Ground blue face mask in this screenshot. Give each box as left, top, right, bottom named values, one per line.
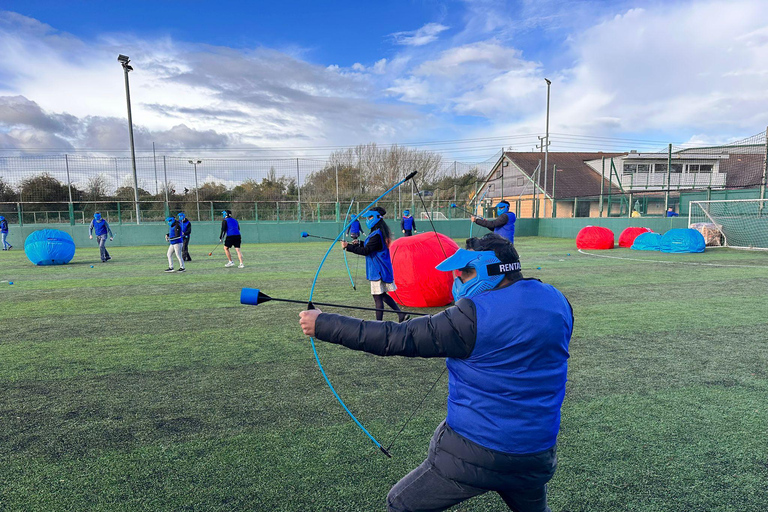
left=403, top=211, right=410, bottom=217
left=365, top=212, right=381, bottom=229
left=166, top=217, right=175, bottom=226
left=178, top=214, right=185, bottom=220
left=94, top=213, right=102, bottom=221
left=496, top=203, right=509, bottom=215
left=222, top=211, right=228, bottom=218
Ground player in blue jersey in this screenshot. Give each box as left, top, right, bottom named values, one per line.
left=347, top=214, right=364, bottom=242
left=300, top=233, right=573, bottom=511
left=341, top=206, right=407, bottom=322
left=178, top=212, right=192, bottom=261
left=164, top=216, right=185, bottom=272
left=88, top=212, right=114, bottom=262
left=472, top=200, right=516, bottom=243
left=0, top=215, right=11, bottom=250
left=219, top=210, right=244, bottom=268
left=400, top=209, right=417, bottom=236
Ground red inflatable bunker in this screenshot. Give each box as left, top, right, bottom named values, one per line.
left=390, top=232, right=459, bottom=307
left=576, top=226, right=615, bottom=250
left=618, top=227, right=653, bottom=248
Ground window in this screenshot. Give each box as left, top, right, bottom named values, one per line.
left=623, top=163, right=637, bottom=174
left=636, top=164, right=650, bottom=173
left=688, top=164, right=713, bottom=173
left=517, top=177, right=526, bottom=186
left=655, top=163, right=683, bottom=173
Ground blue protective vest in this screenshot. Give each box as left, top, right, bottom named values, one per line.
left=181, top=219, right=192, bottom=236
left=446, top=279, right=573, bottom=454
left=0, top=220, right=7, bottom=233
left=402, top=216, right=415, bottom=230
left=494, top=212, right=516, bottom=243
left=224, top=217, right=240, bottom=236
left=348, top=219, right=361, bottom=235
left=92, top=218, right=109, bottom=237
left=169, top=222, right=183, bottom=245
left=364, top=229, right=394, bottom=283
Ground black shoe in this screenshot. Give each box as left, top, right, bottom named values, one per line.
left=177, top=267, right=186, bottom=272
left=106, top=256, right=111, bottom=261
left=164, top=268, right=175, bottom=272
left=7, top=245, right=11, bottom=250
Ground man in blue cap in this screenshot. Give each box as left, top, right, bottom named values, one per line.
left=178, top=212, right=192, bottom=261
left=472, top=200, right=516, bottom=243
left=300, top=233, right=573, bottom=512
left=88, top=212, right=114, bottom=262
left=0, top=215, right=11, bottom=250
left=400, top=209, right=417, bottom=237
left=164, top=216, right=185, bottom=272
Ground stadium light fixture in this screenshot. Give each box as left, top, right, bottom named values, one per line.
left=118, top=54, right=140, bottom=224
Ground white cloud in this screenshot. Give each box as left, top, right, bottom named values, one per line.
left=391, top=23, right=449, bottom=46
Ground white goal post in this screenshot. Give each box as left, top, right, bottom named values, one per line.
left=419, top=211, right=448, bottom=221
left=688, top=199, right=768, bottom=250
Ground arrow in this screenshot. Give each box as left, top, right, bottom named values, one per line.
left=300, top=232, right=337, bottom=242
left=240, top=288, right=428, bottom=317
left=450, top=203, right=483, bottom=218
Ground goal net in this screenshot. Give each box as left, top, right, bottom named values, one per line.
left=688, top=199, right=768, bottom=250
left=420, top=211, right=448, bottom=221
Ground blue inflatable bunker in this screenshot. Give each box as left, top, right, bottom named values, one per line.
left=631, top=232, right=662, bottom=251
left=659, top=228, right=705, bottom=254
left=24, top=229, right=76, bottom=265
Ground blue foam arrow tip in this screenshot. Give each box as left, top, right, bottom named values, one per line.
left=300, top=232, right=309, bottom=237
left=240, top=288, right=260, bottom=305
left=450, top=203, right=457, bottom=208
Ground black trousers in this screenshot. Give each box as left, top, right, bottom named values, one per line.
left=387, top=421, right=556, bottom=512
left=182, top=237, right=191, bottom=261
left=403, top=229, right=413, bottom=236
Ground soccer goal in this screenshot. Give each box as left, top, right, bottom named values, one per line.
left=420, top=211, right=448, bottom=221
left=688, top=199, right=768, bottom=250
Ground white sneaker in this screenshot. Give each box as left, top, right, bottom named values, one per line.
left=238, top=263, right=244, bottom=268
left=225, top=261, right=235, bottom=267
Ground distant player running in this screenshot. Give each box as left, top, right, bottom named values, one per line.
left=220, top=210, right=244, bottom=268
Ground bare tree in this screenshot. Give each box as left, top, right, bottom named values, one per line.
left=85, top=174, right=110, bottom=200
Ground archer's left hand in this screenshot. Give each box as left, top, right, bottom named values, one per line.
left=341, top=241, right=348, bottom=249
left=299, top=309, right=322, bottom=337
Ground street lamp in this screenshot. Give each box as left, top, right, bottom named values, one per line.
left=118, top=54, right=141, bottom=224
left=543, top=78, right=552, bottom=218
left=188, top=159, right=202, bottom=221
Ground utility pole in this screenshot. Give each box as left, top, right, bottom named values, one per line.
left=543, top=78, right=552, bottom=219
left=118, top=54, right=141, bottom=224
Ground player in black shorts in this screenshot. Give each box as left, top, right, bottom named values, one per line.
left=219, top=210, right=244, bottom=268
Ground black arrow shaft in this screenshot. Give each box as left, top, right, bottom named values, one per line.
left=269, top=297, right=429, bottom=316
left=454, top=204, right=483, bottom=217
left=303, top=234, right=337, bottom=242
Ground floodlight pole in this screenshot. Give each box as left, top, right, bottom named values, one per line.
left=119, top=55, right=141, bottom=225
left=189, top=160, right=202, bottom=221
left=543, top=78, right=551, bottom=219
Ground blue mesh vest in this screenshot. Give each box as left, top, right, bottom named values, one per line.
left=446, top=279, right=572, bottom=454
left=364, top=229, right=394, bottom=283
left=402, top=216, right=415, bottom=230
left=224, top=217, right=240, bottom=236
left=168, top=222, right=183, bottom=244
left=92, top=218, right=109, bottom=236
left=494, top=212, right=516, bottom=243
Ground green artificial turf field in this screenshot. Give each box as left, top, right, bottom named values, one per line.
left=1, top=237, right=767, bottom=511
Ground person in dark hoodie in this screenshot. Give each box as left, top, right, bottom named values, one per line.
left=341, top=206, right=407, bottom=322
left=472, top=200, right=516, bottom=243
left=88, top=212, right=114, bottom=262
left=0, top=215, right=11, bottom=250
left=300, top=233, right=573, bottom=512
left=178, top=212, right=192, bottom=261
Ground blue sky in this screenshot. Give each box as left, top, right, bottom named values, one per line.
left=1, top=0, right=767, bottom=160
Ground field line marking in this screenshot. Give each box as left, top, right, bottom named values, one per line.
left=577, top=249, right=768, bottom=269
